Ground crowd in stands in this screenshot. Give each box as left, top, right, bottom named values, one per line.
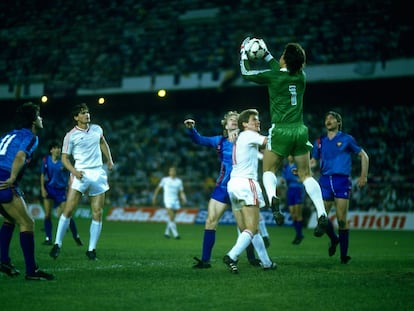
left=1, top=1, right=412, bottom=213
left=6, top=100, right=412, bottom=213
left=1, top=0, right=412, bottom=90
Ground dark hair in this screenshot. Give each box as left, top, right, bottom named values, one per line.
left=48, top=141, right=60, bottom=151
left=71, top=103, right=89, bottom=121
left=325, top=111, right=342, bottom=130
left=15, top=102, right=40, bottom=129
left=283, top=43, right=306, bottom=74
left=238, top=108, right=259, bottom=131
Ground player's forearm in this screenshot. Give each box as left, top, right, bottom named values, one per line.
left=61, top=154, right=77, bottom=175
left=9, top=151, right=26, bottom=181
left=100, top=138, right=114, bottom=165
left=360, top=150, right=369, bottom=178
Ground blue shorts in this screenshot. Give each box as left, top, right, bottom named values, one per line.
left=0, top=169, right=24, bottom=204
left=286, top=186, right=305, bottom=206
left=45, top=184, right=66, bottom=207
left=211, top=185, right=230, bottom=205
left=319, top=175, right=351, bottom=201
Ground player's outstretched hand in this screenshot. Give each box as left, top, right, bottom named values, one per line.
left=258, top=39, right=269, bottom=55
left=240, top=37, right=250, bottom=54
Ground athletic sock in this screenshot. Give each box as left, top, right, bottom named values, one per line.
left=20, top=231, right=36, bottom=274
left=55, top=214, right=71, bottom=247
left=303, top=177, right=326, bottom=218
left=228, top=230, right=253, bottom=260
left=326, top=219, right=338, bottom=241
left=339, top=229, right=349, bottom=258
left=69, top=218, right=79, bottom=238
left=262, top=171, right=278, bottom=204
left=170, top=222, right=179, bottom=237
left=258, top=218, right=269, bottom=238
left=201, top=229, right=215, bottom=262
left=252, top=234, right=271, bottom=266
left=89, top=220, right=102, bottom=251
left=0, top=223, right=15, bottom=263
left=245, top=243, right=256, bottom=261
left=44, top=218, right=52, bottom=241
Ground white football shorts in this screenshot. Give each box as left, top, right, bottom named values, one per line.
left=70, top=167, right=109, bottom=196
left=227, top=177, right=265, bottom=211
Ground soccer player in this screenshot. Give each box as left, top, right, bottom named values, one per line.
left=311, top=111, right=369, bottom=264
left=40, top=141, right=82, bottom=246
left=184, top=112, right=267, bottom=269
left=0, top=102, right=54, bottom=280
left=223, top=109, right=276, bottom=274
left=240, top=38, right=328, bottom=237
left=282, top=155, right=305, bottom=244
left=50, top=103, right=114, bottom=261
left=152, top=166, right=187, bottom=239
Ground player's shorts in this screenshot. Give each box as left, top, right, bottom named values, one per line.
left=45, top=184, right=66, bottom=207
left=0, top=169, right=24, bottom=204
left=319, top=174, right=351, bottom=200
left=286, top=186, right=305, bottom=206
left=227, top=177, right=265, bottom=211
left=70, top=167, right=109, bottom=196
left=164, top=200, right=181, bottom=210
left=211, top=184, right=230, bottom=205
left=267, top=123, right=313, bottom=157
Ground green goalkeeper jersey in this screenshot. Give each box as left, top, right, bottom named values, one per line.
left=240, top=58, right=306, bottom=126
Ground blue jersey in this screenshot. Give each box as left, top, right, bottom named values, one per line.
left=282, top=162, right=303, bottom=188
left=0, top=128, right=38, bottom=181
left=41, top=155, right=69, bottom=189
left=187, top=128, right=233, bottom=188
left=311, top=131, right=362, bottom=176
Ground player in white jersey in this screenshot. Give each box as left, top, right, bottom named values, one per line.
left=152, top=166, right=187, bottom=239
left=50, top=103, right=114, bottom=261
left=223, top=109, right=276, bottom=274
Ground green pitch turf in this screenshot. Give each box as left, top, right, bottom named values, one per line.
left=1, top=218, right=413, bottom=311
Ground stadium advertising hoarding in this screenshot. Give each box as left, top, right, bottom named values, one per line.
left=23, top=204, right=414, bottom=231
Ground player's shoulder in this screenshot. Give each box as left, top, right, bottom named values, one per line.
left=90, top=124, right=104, bottom=134
left=90, top=123, right=102, bottom=129
left=65, top=126, right=78, bottom=136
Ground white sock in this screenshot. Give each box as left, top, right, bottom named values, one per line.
left=89, top=220, right=102, bottom=251
left=303, top=177, right=327, bottom=218
left=55, top=215, right=70, bottom=247
left=228, top=230, right=253, bottom=260
left=170, top=222, right=179, bottom=237
left=252, top=234, right=271, bottom=267
left=263, top=171, right=278, bottom=203
left=165, top=222, right=170, bottom=235
left=258, top=218, right=269, bottom=238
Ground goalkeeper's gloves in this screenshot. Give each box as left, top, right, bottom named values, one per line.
left=240, top=36, right=250, bottom=60
left=258, top=38, right=274, bottom=62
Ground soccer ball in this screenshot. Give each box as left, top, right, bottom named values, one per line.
left=245, top=38, right=266, bottom=61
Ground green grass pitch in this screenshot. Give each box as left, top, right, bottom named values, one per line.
left=1, top=218, right=413, bottom=311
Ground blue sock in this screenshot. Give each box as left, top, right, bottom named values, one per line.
left=339, top=229, right=349, bottom=258
left=20, top=231, right=36, bottom=274
left=201, top=229, right=215, bottom=262
left=44, top=218, right=52, bottom=240
left=70, top=218, right=79, bottom=238
left=326, top=220, right=338, bottom=242
left=0, top=223, right=15, bottom=263
left=296, top=220, right=303, bottom=237
left=246, top=243, right=256, bottom=261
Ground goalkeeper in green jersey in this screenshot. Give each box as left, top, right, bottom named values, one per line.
left=240, top=38, right=328, bottom=237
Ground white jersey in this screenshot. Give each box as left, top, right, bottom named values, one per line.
left=62, top=124, right=103, bottom=169
left=231, top=130, right=266, bottom=181
left=159, top=176, right=184, bottom=208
